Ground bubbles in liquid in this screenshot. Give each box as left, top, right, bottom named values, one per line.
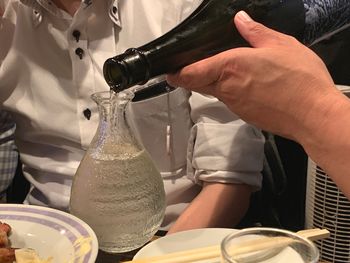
left=70, top=143, right=165, bottom=253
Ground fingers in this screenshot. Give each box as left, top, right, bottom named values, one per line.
left=168, top=10, right=298, bottom=92
left=167, top=53, right=226, bottom=94
left=234, top=11, right=293, bottom=48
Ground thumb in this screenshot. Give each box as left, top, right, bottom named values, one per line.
left=234, top=11, right=290, bottom=48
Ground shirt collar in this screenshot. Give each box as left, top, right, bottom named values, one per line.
left=20, top=0, right=44, bottom=27
left=20, top=0, right=42, bottom=13
left=20, top=0, right=69, bottom=20
left=20, top=0, right=122, bottom=27
left=108, top=0, right=121, bottom=28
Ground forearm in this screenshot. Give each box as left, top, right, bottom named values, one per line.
left=167, top=182, right=251, bottom=235
left=296, top=89, right=350, bottom=198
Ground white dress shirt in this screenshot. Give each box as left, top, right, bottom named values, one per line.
left=0, top=0, right=265, bottom=229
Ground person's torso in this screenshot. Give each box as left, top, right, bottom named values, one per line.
left=0, top=0, right=203, bottom=226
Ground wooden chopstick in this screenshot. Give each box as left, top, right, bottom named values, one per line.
left=124, top=228, right=329, bottom=263
left=296, top=228, right=330, bottom=241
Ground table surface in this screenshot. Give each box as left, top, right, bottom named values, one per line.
left=95, top=232, right=165, bottom=263
left=96, top=250, right=136, bottom=263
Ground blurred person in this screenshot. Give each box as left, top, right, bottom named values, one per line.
left=0, top=1, right=264, bottom=233
left=0, top=110, right=18, bottom=202
left=0, top=6, right=18, bottom=203
left=167, top=11, right=350, bottom=200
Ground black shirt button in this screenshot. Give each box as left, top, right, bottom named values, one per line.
left=72, top=30, right=81, bottom=42
left=83, top=108, right=91, bottom=120
left=75, top=48, right=84, bottom=59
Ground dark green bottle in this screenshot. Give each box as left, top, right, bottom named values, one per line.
left=103, top=0, right=350, bottom=92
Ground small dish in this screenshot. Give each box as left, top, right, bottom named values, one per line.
left=134, top=228, right=310, bottom=263
left=134, top=228, right=237, bottom=263
left=0, top=204, right=98, bottom=263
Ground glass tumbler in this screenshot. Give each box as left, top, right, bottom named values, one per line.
left=221, top=228, right=319, bottom=263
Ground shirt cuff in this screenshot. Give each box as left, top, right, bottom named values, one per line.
left=186, top=122, right=265, bottom=189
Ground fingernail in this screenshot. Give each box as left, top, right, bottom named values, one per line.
left=236, top=11, right=252, bottom=22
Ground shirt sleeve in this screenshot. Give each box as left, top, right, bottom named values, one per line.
left=0, top=0, right=18, bottom=63
left=178, top=0, right=203, bottom=21
left=0, top=1, right=5, bottom=15
left=304, top=0, right=350, bottom=44
left=0, top=0, right=11, bottom=17
left=186, top=92, right=265, bottom=190
left=0, top=110, right=18, bottom=198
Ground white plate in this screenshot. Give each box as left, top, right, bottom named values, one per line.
left=134, top=228, right=237, bottom=263
left=0, top=204, right=98, bottom=263
left=134, top=228, right=306, bottom=263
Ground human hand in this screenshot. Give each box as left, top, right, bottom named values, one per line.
left=167, top=11, right=338, bottom=140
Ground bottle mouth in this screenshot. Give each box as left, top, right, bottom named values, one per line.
left=103, top=49, right=150, bottom=92
left=103, top=58, right=129, bottom=92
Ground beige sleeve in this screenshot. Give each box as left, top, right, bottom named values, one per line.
left=0, top=4, right=3, bottom=16
left=0, top=0, right=9, bottom=16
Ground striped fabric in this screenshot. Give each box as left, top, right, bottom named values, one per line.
left=304, top=0, right=350, bottom=44
left=0, top=111, right=18, bottom=200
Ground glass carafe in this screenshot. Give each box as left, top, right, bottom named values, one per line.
left=70, top=90, right=166, bottom=253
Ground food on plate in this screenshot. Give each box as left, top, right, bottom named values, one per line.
left=0, top=222, right=11, bottom=247
left=0, top=247, right=16, bottom=263
left=0, top=221, right=52, bottom=263
left=0, top=222, right=14, bottom=263
left=15, top=248, right=52, bottom=263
